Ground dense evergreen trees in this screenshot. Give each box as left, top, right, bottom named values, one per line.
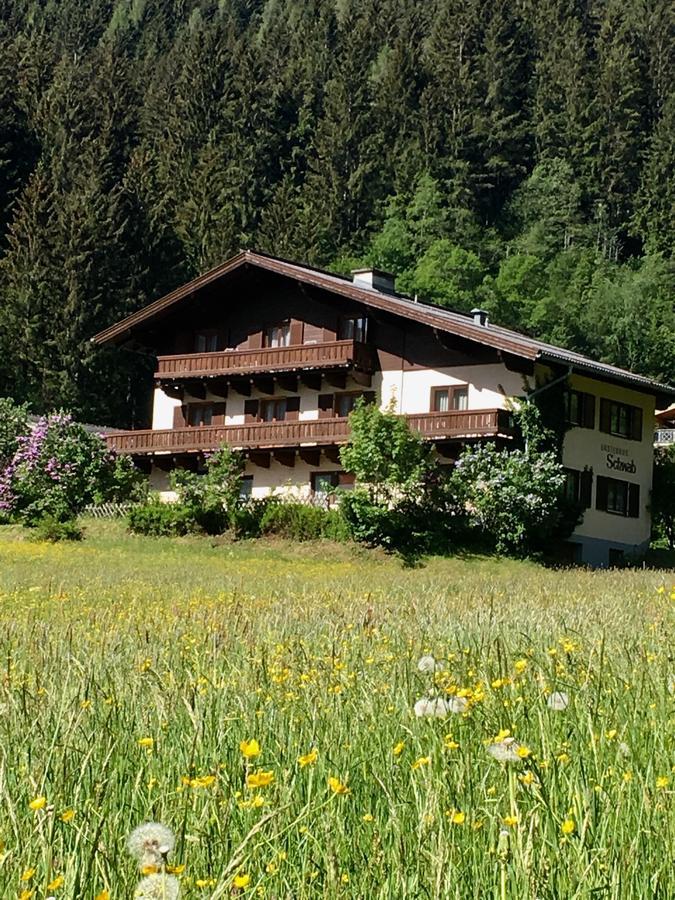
left=0, top=0, right=672, bottom=425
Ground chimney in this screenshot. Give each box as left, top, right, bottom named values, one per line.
left=352, top=268, right=396, bottom=294
left=471, top=308, right=489, bottom=327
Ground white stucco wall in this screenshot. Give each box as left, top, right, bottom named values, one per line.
left=152, top=388, right=181, bottom=429
left=376, top=364, right=526, bottom=414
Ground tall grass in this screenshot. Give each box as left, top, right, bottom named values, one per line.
left=0, top=523, right=672, bottom=898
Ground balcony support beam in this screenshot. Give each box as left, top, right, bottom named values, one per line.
left=300, top=372, right=322, bottom=391
left=276, top=374, right=298, bottom=393
left=209, top=377, right=229, bottom=399
left=273, top=450, right=296, bottom=468
left=248, top=450, right=271, bottom=468
left=184, top=379, right=206, bottom=400
left=323, top=446, right=341, bottom=464
left=299, top=448, right=321, bottom=467
left=324, top=371, right=346, bottom=389
left=253, top=376, right=275, bottom=395
left=351, top=370, right=372, bottom=387
left=230, top=378, right=252, bottom=397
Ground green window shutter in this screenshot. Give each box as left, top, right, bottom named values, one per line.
left=627, top=483, right=640, bottom=518
left=582, top=394, right=596, bottom=429
left=630, top=407, right=643, bottom=441
left=596, top=476, right=609, bottom=511
left=580, top=469, right=593, bottom=508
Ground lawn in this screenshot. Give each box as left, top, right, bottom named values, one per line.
left=0, top=521, right=673, bottom=899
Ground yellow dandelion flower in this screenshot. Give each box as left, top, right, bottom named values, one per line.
left=21, top=868, right=36, bottom=882
left=138, top=737, right=154, bottom=749
left=233, top=873, right=251, bottom=888
left=561, top=818, right=575, bottom=835
left=341, top=873, right=350, bottom=883
left=502, top=815, right=518, bottom=827
left=328, top=776, right=350, bottom=795
left=514, top=659, right=528, bottom=674
left=19, top=892, right=33, bottom=900
left=411, top=756, right=431, bottom=770
left=239, top=739, right=260, bottom=759
left=246, top=770, right=274, bottom=789
left=516, top=745, right=531, bottom=759
left=59, top=809, right=75, bottom=823
left=167, top=864, right=186, bottom=874
left=46, top=875, right=65, bottom=891
left=362, top=813, right=374, bottom=822
left=656, top=776, right=669, bottom=789
left=392, top=741, right=405, bottom=757
left=449, top=810, right=465, bottom=825
left=519, top=771, right=535, bottom=785
left=29, top=796, right=46, bottom=811
left=94, top=892, right=110, bottom=900
left=298, top=749, right=318, bottom=767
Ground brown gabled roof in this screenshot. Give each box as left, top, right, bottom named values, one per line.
left=92, top=249, right=675, bottom=403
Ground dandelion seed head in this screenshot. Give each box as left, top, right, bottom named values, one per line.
left=128, top=822, right=175, bottom=868
left=446, top=696, right=468, bottom=714
left=546, top=691, right=569, bottom=711
left=487, top=737, right=523, bottom=763
left=414, top=697, right=449, bottom=718
left=134, top=874, right=180, bottom=900
left=417, top=655, right=436, bottom=673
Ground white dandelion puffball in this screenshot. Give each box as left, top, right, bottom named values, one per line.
left=135, top=874, right=180, bottom=900
left=446, top=696, right=468, bottom=714
left=417, top=655, right=437, bottom=673
left=618, top=742, right=631, bottom=758
left=128, top=822, right=175, bottom=868
left=414, top=697, right=449, bottom=718
left=546, top=691, right=569, bottom=711
left=487, top=737, right=522, bottom=763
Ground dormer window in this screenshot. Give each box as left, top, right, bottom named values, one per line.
left=338, top=316, right=368, bottom=342
left=265, top=321, right=291, bottom=348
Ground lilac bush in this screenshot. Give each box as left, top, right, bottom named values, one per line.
left=0, top=412, right=135, bottom=524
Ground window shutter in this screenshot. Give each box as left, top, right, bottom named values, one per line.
left=248, top=330, right=263, bottom=350
left=627, top=483, right=640, bottom=518
left=580, top=469, right=593, bottom=508
left=244, top=399, right=259, bottom=422
left=596, top=476, right=609, bottom=511
left=290, top=319, right=304, bottom=344
left=318, top=394, right=334, bottom=418
left=286, top=396, right=301, bottom=421
left=173, top=404, right=186, bottom=428
left=583, top=394, right=596, bottom=429
left=631, top=407, right=643, bottom=441
left=599, top=399, right=611, bottom=434
left=212, top=402, right=227, bottom=426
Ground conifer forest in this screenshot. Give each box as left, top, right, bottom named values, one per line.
left=0, top=0, right=673, bottom=427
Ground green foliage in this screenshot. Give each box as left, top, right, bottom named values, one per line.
left=259, top=502, right=350, bottom=542
left=0, top=396, right=29, bottom=466
left=127, top=496, right=195, bottom=537
left=29, top=514, right=83, bottom=543
left=651, top=446, right=675, bottom=550
left=450, top=406, right=568, bottom=556
left=171, top=445, right=245, bottom=535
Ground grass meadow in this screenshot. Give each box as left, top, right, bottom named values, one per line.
left=0, top=521, right=673, bottom=899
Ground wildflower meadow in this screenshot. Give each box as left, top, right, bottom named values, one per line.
left=0, top=522, right=673, bottom=898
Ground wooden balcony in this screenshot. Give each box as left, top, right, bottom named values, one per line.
left=155, top=339, right=375, bottom=380
left=105, top=409, right=513, bottom=456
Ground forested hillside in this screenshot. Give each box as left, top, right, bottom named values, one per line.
left=0, top=0, right=673, bottom=426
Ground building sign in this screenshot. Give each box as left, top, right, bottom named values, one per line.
left=601, top=443, right=637, bottom=474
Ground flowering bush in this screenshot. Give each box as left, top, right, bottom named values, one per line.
left=0, top=412, right=134, bottom=525
left=451, top=442, right=566, bottom=555
left=0, top=397, right=29, bottom=467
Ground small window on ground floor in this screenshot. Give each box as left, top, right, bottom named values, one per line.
left=239, top=475, right=253, bottom=499
left=596, top=476, right=639, bottom=517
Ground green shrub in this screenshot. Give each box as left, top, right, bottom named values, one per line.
left=172, top=446, right=244, bottom=534
left=259, top=501, right=350, bottom=542
left=29, top=515, right=83, bottom=542
left=127, top=498, right=195, bottom=536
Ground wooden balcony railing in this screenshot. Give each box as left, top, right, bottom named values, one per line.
left=155, top=339, right=375, bottom=379
left=106, top=409, right=512, bottom=455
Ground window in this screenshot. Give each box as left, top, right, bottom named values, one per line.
left=312, top=472, right=340, bottom=494
left=564, top=390, right=595, bottom=428
left=194, top=332, right=218, bottom=353
left=563, top=467, right=592, bottom=508
left=338, top=316, right=368, bottom=342
left=239, top=476, right=253, bottom=499
left=596, top=476, right=640, bottom=517
left=188, top=404, right=213, bottom=426
left=265, top=321, right=291, bottom=348
left=431, top=385, right=469, bottom=413
left=334, top=392, right=374, bottom=417
left=260, top=398, right=287, bottom=422
left=599, top=399, right=642, bottom=441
